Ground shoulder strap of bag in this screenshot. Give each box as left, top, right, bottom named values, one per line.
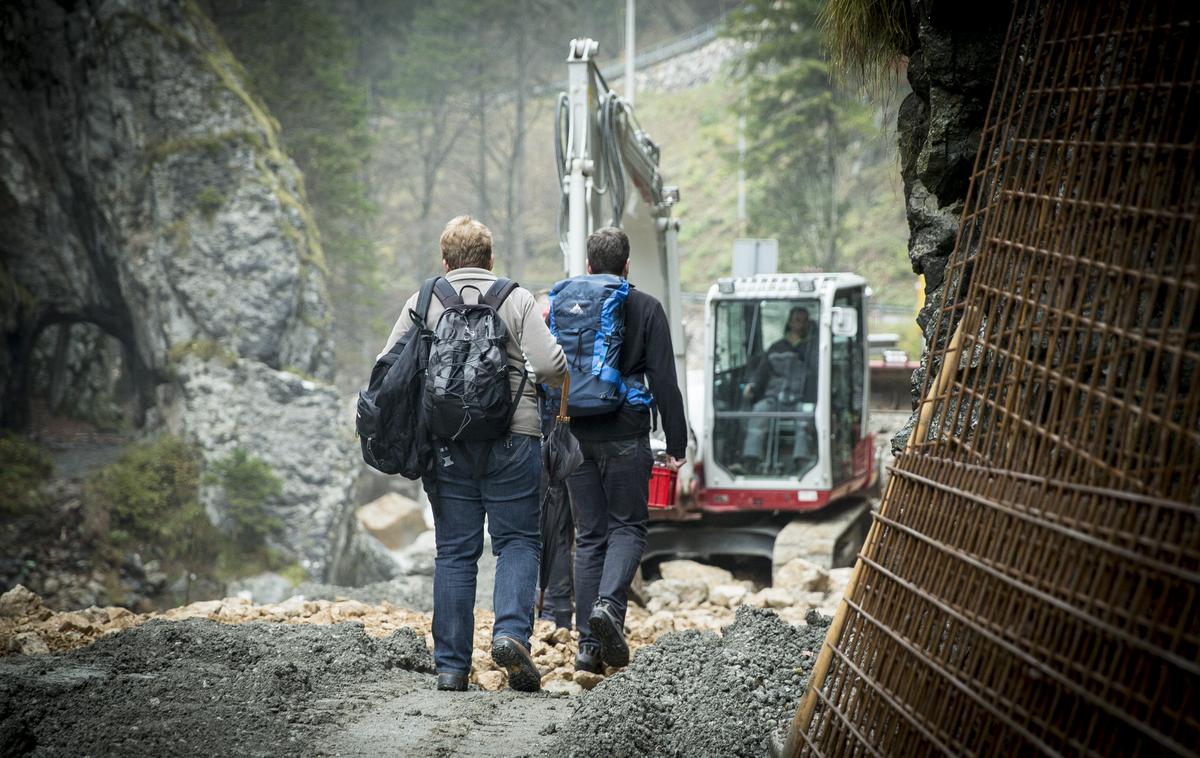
left=481, top=277, right=519, bottom=310
left=412, top=276, right=441, bottom=327
left=432, top=277, right=463, bottom=308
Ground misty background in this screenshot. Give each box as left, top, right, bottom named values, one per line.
left=198, top=0, right=913, bottom=387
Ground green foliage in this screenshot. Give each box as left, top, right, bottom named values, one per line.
left=724, top=0, right=910, bottom=297
left=196, top=185, right=226, bottom=220
left=84, top=437, right=219, bottom=568
left=276, top=562, right=309, bottom=586
left=205, top=448, right=283, bottom=554
left=0, top=433, right=52, bottom=516
left=167, top=339, right=237, bottom=368
left=820, top=0, right=916, bottom=93
left=145, top=130, right=261, bottom=165
left=630, top=82, right=743, bottom=291
left=84, top=439, right=290, bottom=582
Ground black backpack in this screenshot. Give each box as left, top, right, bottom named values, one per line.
left=423, top=277, right=527, bottom=443
left=356, top=277, right=439, bottom=478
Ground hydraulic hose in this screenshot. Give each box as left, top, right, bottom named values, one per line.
left=555, top=92, right=570, bottom=258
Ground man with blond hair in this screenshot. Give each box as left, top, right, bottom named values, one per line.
left=380, top=215, right=566, bottom=693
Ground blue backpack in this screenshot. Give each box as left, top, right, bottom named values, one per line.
left=547, top=274, right=653, bottom=416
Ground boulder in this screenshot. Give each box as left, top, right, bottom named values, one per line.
left=827, top=567, right=854, bottom=600
left=0, top=585, right=45, bottom=620
left=13, top=632, right=50, bottom=655
left=793, top=591, right=830, bottom=609
left=752, top=588, right=795, bottom=609
left=54, top=612, right=96, bottom=633
left=477, top=670, right=504, bottom=691
left=551, top=627, right=572, bottom=646
left=659, top=560, right=733, bottom=590
left=228, top=571, right=295, bottom=604
left=642, top=611, right=677, bottom=636
left=708, top=583, right=748, bottom=608
left=356, top=493, right=426, bottom=551
left=647, top=578, right=707, bottom=605
left=774, top=558, right=830, bottom=593
left=573, top=670, right=604, bottom=690
left=543, top=679, right=583, bottom=696
left=395, top=531, right=438, bottom=576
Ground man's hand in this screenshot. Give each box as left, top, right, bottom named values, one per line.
left=742, top=383, right=754, bottom=400
left=664, top=456, right=685, bottom=471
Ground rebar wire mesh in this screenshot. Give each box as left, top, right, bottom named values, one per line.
left=794, top=1, right=1200, bottom=755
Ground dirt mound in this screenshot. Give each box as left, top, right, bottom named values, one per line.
left=0, top=618, right=432, bottom=756
left=546, top=607, right=830, bottom=757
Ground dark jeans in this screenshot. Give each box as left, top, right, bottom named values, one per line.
left=427, top=433, right=541, bottom=675
left=566, top=436, right=652, bottom=647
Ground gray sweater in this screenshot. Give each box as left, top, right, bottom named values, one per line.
left=380, top=267, right=566, bottom=438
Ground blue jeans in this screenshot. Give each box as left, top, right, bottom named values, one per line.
left=566, top=436, right=652, bottom=647
left=427, top=433, right=542, bottom=675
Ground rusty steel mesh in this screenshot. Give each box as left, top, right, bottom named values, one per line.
left=791, top=1, right=1200, bottom=755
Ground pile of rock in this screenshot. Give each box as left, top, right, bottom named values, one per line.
left=4, top=554, right=852, bottom=697
left=0, top=584, right=429, bottom=657
left=0, top=585, right=138, bottom=655
left=625, top=558, right=851, bottom=648
left=547, top=607, right=831, bottom=757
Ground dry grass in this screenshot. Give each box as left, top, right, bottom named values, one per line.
left=819, top=0, right=916, bottom=94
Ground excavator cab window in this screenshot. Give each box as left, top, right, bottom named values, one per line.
left=712, top=298, right=819, bottom=479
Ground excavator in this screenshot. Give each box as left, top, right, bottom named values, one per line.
left=555, top=39, right=876, bottom=572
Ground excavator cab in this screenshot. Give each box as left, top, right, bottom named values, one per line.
left=711, top=297, right=820, bottom=479
left=698, top=274, right=874, bottom=513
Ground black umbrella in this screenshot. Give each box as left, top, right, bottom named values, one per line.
left=538, top=374, right=582, bottom=614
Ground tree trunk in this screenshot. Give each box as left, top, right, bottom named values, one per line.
left=505, top=12, right=529, bottom=281
left=476, top=86, right=490, bottom=222
left=823, top=106, right=838, bottom=271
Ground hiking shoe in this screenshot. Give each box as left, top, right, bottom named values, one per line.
left=491, top=636, right=541, bottom=693
left=436, top=672, right=468, bottom=691
left=588, top=602, right=630, bottom=668
left=575, top=642, right=602, bottom=674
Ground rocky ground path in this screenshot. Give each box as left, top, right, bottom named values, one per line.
left=322, top=682, right=569, bottom=758
left=0, top=554, right=847, bottom=756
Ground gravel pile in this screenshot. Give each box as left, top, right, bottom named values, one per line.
left=547, top=606, right=831, bottom=757
left=0, top=618, right=432, bottom=755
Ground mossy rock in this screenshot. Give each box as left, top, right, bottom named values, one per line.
left=84, top=436, right=218, bottom=568
left=167, top=339, right=237, bottom=368
left=0, top=433, right=53, bottom=517
left=196, top=185, right=226, bottom=220
left=205, top=448, right=283, bottom=555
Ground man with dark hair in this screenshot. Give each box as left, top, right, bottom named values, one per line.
left=566, top=226, right=687, bottom=673
left=585, top=226, right=631, bottom=277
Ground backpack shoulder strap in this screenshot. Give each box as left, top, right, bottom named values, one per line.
left=482, top=277, right=519, bottom=310
left=411, top=276, right=442, bottom=327
left=432, top=277, right=463, bottom=308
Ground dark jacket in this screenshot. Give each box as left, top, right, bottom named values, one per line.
left=570, top=286, right=688, bottom=459
left=747, top=331, right=816, bottom=404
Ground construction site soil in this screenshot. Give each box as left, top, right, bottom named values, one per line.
left=0, top=586, right=830, bottom=756
left=547, top=607, right=829, bottom=757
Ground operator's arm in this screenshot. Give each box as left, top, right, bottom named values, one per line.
left=644, top=300, right=687, bottom=460
left=514, top=289, right=567, bottom=386
left=743, top=340, right=778, bottom=401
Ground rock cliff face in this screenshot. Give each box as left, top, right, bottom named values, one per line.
left=893, top=0, right=1011, bottom=448
left=0, top=0, right=391, bottom=583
